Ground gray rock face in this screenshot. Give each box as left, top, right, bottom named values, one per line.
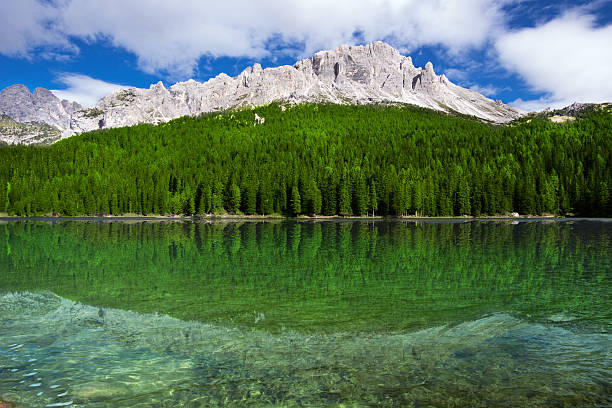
left=0, top=85, right=82, bottom=143
left=2, top=42, right=524, bottom=144
left=0, top=113, right=61, bottom=145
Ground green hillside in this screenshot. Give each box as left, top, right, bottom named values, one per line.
left=0, top=104, right=610, bottom=217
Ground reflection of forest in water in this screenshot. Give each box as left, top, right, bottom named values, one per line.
left=1, top=220, right=610, bottom=332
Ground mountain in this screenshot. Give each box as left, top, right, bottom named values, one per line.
left=0, top=85, right=82, bottom=144
left=522, top=102, right=611, bottom=123
left=0, top=113, right=62, bottom=145
left=1, top=42, right=523, bottom=144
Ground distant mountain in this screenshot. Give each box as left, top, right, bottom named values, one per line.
left=0, top=85, right=82, bottom=144
left=1, top=42, right=524, bottom=144
left=525, top=102, right=611, bottom=123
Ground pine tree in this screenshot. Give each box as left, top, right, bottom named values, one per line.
left=369, top=181, right=378, bottom=216
left=312, top=181, right=322, bottom=215
left=290, top=185, right=301, bottom=216
left=257, top=180, right=274, bottom=215
left=228, top=182, right=241, bottom=213
left=321, top=167, right=337, bottom=216
left=337, top=167, right=352, bottom=216
left=212, top=181, right=224, bottom=213
left=199, top=184, right=212, bottom=214
left=4, top=182, right=10, bottom=213
left=351, top=166, right=368, bottom=216
left=457, top=178, right=471, bottom=215
left=0, top=104, right=608, bottom=218
left=241, top=178, right=258, bottom=215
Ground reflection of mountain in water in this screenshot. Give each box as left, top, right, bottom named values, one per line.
left=1, top=291, right=610, bottom=407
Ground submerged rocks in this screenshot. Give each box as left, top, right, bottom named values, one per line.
left=0, top=398, right=16, bottom=408
left=72, top=382, right=131, bottom=402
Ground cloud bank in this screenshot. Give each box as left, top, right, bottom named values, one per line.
left=0, top=0, right=75, bottom=57
left=1, top=0, right=508, bottom=76
left=497, top=10, right=612, bottom=110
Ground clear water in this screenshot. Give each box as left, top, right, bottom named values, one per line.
left=0, top=219, right=610, bottom=407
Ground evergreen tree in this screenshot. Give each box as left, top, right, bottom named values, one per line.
left=312, top=182, right=322, bottom=215
left=457, top=178, right=471, bottom=215
left=4, top=182, right=10, bottom=213
left=290, top=185, right=301, bottom=216
left=257, top=180, right=274, bottom=215
left=351, top=166, right=368, bottom=216
left=369, top=181, right=378, bottom=216
left=336, top=167, right=351, bottom=216
left=211, top=181, right=224, bottom=213
left=227, top=182, right=241, bottom=213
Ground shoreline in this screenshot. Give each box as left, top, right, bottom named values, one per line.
left=0, top=213, right=608, bottom=223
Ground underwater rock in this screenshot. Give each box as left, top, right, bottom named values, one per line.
left=0, top=398, right=16, bottom=408
left=72, top=381, right=131, bottom=402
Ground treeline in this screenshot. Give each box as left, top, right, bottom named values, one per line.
left=0, top=104, right=610, bottom=217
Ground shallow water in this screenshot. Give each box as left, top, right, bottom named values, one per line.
left=0, top=220, right=610, bottom=406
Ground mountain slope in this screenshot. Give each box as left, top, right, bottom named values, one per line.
left=70, top=42, right=522, bottom=135
left=0, top=104, right=609, bottom=217
left=0, top=85, right=82, bottom=144
left=0, top=42, right=524, bottom=144
left=0, top=114, right=61, bottom=145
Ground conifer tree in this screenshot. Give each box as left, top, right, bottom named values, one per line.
left=290, top=185, right=301, bottom=216
left=369, top=181, right=378, bottom=216
left=228, top=182, right=241, bottom=213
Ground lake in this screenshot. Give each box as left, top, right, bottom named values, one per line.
left=0, top=219, right=610, bottom=407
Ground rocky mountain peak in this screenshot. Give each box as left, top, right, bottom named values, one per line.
left=150, top=81, right=166, bottom=92
left=2, top=84, right=30, bottom=96
left=0, top=84, right=82, bottom=141
left=33, top=87, right=55, bottom=98
left=424, top=62, right=436, bottom=75
left=1, top=42, right=524, bottom=144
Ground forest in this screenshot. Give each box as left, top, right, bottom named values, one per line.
left=0, top=104, right=610, bottom=217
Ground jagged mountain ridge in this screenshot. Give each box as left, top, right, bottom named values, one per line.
left=1, top=42, right=523, bottom=144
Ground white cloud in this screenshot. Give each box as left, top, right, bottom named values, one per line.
left=6, top=0, right=609, bottom=112
left=0, top=0, right=74, bottom=57
left=1, top=0, right=509, bottom=77
left=50, top=74, right=126, bottom=107
left=469, top=84, right=502, bottom=97
left=509, top=96, right=567, bottom=112
left=496, top=11, right=612, bottom=110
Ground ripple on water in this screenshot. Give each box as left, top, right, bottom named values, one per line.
left=0, top=291, right=610, bottom=407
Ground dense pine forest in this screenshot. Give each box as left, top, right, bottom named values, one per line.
left=0, top=104, right=610, bottom=217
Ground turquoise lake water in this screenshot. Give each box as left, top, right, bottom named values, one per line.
left=0, top=219, right=610, bottom=406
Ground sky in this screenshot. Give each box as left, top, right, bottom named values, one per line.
left=0, top=0, right=611, bottom=110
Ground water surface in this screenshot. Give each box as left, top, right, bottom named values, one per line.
left=0, top=219, right=610, bottom=406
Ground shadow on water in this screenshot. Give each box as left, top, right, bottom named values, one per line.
left=0, top=220, right=611, bottom=406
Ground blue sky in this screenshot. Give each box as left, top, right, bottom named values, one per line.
left=1, top=0, right=611, bottom=110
